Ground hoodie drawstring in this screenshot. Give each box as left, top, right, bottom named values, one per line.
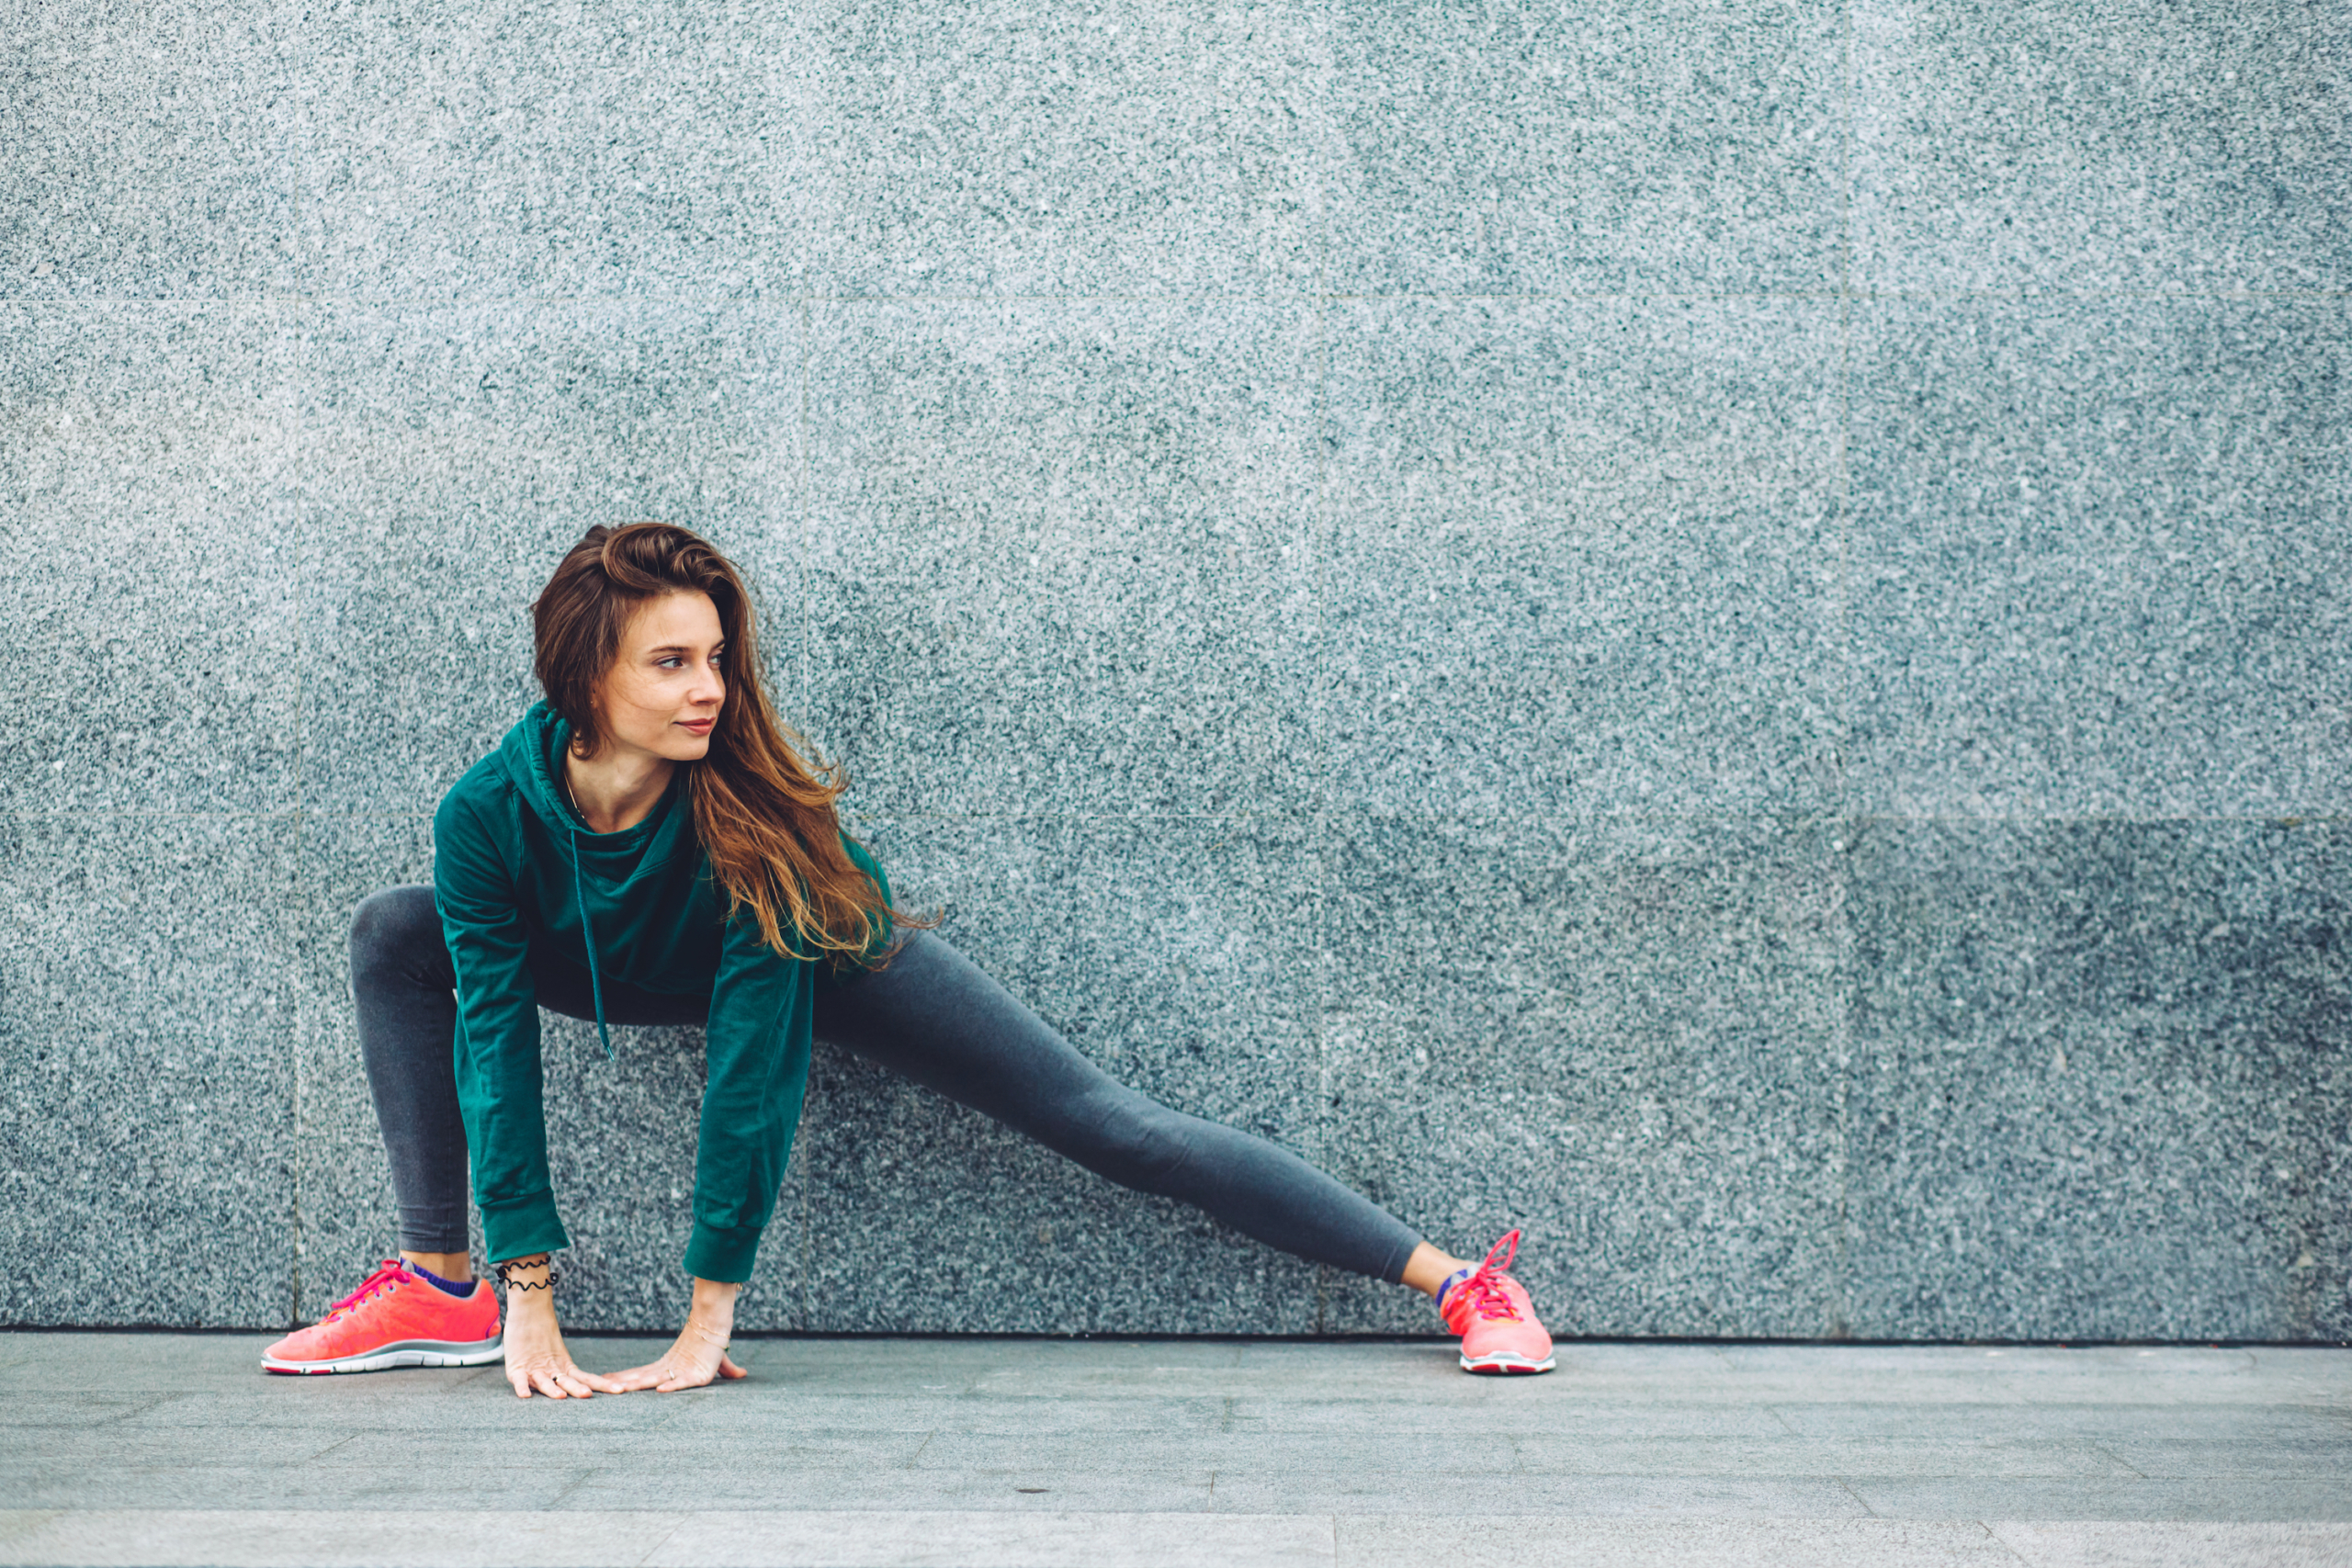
left=570, top=824, right=613, bottom=1059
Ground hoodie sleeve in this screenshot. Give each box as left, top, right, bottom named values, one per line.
left=684, top=907, right=813, bottom=1282
left=684, top=831, right=896, bottom=1281
left=434, top=786, right=570, bottom=1266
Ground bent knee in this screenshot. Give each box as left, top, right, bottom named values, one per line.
left=349, top=885, right=439, bottom=969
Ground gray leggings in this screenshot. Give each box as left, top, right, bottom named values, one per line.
left=351, top=887, right=1421, bottom=1283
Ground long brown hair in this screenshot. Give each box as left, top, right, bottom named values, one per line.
left=531, top=522, right=925, bottom=960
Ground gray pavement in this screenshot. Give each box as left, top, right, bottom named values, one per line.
left=1, top=1334, right=2347, bottom=1566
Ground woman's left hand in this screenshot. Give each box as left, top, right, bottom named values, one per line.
left=607, top=1329, right=746, bottom=1392
left=609, top=1276, right=750, bottom=1393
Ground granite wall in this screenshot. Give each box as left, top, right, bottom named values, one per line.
left=3, top=0, right=2346, bottom=1342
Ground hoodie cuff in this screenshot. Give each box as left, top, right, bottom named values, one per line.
left=480, top=1190, right=571, bottom=1267
left=684, top=1218, right=763, bottom=1284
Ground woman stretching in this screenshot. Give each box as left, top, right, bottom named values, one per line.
left=264, top=523, right=1555, bottom=1396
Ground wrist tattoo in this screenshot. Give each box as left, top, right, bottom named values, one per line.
left=494, top=1255, right=559, bottom=1292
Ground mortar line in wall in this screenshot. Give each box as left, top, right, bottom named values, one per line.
left=1838, top=288, right=2352, bottom=303
left=282, top=290, right=1854, bottom=304
left=797, top=293, right=814, bottom=739
left=683, top=806, right=2352, bottom=826
left=286, top=229, right=312, bottom=1328
left=796, top=288, right=816, bottom=1332
left=17, top=287, right=2346, bottom=311
left=12, top=289, right=1832, bottom=306
left=0, top=811, right=321, bottom=819
left=288, top=806, right=309, bottom=1329
left=9, top=808, right=2347, bottom=826
left=1831, top=0, right=1857, bottom=1338
left=1309, top=64, right=1332, bottom=1337
left=2, top=809, right=1280, bottom=822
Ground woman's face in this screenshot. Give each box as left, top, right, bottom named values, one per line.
left=594, top=590, right=726, bottom=762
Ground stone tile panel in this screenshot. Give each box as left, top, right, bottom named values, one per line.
left=301, top=0, right=818, bottom=299
left=1842, top=819, right=2352, bottom=1341
left=1326, top=0, right=1844, bottom=295
left=802, top=299, right=1317, bottom=818
left=0, top=304, right=300, bottom=814
left=1853, top=0, right=2351, bottom=293
left=1317, top=814, right=1848, bottom=1337
left=1849, top=299, right=2352, bottom=818
left=797, top=0, right=1328, bottom=297
left=0, top=818, right=298, bottom=1328
left=1, top=0, right=300, bottom=298
left=1322, top=297, right=1845, bottom=817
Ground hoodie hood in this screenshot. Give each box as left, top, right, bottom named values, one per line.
left=499, top=701, right=650, bottom=836
left=495, top=701, right=689, bottom=868
left=505, top=699, right=583, bottom=836
left=481, top=702, right=707, bottom=1055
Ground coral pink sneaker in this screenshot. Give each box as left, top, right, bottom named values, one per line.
left=262, top=1259, right=503, bottom=1375
left=1438, top=1229, right=1555, bottom=1374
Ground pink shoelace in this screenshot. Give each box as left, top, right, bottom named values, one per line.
left=1445, top=1229, right=1527, bottom=1325
left=320, top=1259, right=412, bottom=1325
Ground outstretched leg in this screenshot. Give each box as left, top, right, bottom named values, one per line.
left=813, top=931, right=1426, bottom=1284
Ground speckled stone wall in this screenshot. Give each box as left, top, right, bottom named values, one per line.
left=3, top=0, right=2346, bottom=1341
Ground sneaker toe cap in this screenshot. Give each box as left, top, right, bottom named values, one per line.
left=262, top=1325, right=334, bottom=1363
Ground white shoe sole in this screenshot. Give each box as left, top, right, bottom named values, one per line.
left=263, top=1337, right=504, bottom=1375
left=1461, top=1349, right=1556, bottom=1374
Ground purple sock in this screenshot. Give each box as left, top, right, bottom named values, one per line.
left=1437, top=1268, right=1472, bottom=1310
left=408, top=1262, right=476, bottom=1298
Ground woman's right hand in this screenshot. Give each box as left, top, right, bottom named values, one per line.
left=498, top=1261, right=625, bottom=1400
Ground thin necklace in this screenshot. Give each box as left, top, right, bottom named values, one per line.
left=561, top=753, right=589, bottom=827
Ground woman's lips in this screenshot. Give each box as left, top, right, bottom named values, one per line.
left=680, top=718, right=715, bottom=734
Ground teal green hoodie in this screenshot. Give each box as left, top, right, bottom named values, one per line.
left=432, top=701, right=892, bottom=1282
